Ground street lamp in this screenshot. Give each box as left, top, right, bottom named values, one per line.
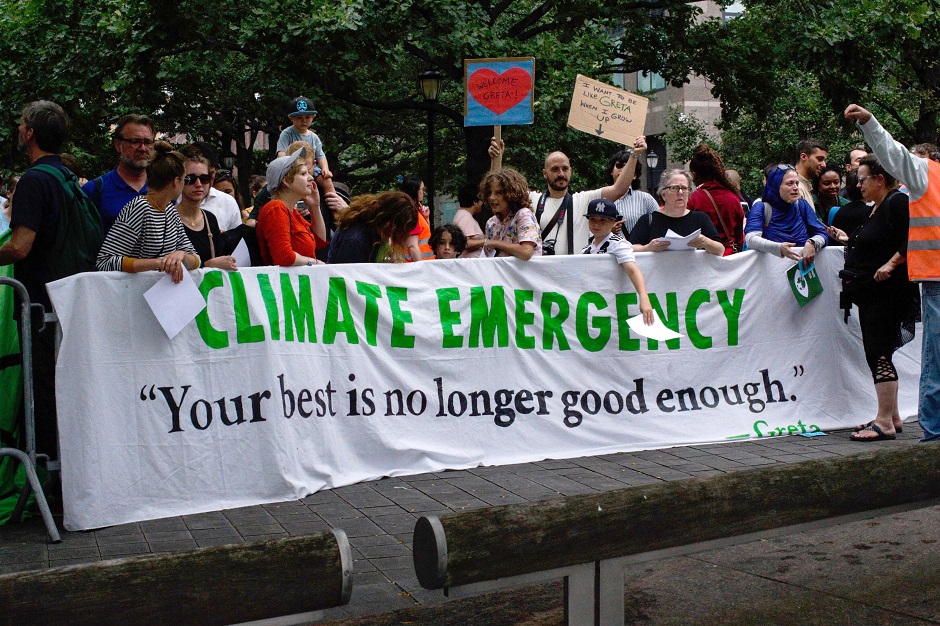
left=646, top=150, right=659, bottom=169
left=417, top=69, right=444, bottom=227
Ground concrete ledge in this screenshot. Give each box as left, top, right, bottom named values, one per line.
left=414, top=445, right=940, bottom=589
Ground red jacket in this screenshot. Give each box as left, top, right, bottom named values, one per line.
left=257, top=199, right=327, bottom=266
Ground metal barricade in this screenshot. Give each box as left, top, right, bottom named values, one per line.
left=0, top=276, right=60, bottom=542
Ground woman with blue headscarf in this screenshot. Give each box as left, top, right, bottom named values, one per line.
left=745, top=165, right=828, bottom=263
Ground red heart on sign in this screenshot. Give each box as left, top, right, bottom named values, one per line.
left=468, top=68, right=532, bottom=115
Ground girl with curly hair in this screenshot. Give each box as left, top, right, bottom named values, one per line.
left=328, top=191, right=418, bottom=263
left=478, top=168, right=542, bottom=260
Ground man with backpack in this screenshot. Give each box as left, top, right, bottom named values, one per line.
left=82, top=113, right=154, bottom=234
left=0, top=100, right=103, bottom=457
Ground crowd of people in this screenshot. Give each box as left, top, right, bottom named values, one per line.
left=1, top=98, right=939, bottom=458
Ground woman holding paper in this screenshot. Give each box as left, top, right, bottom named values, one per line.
left=744, top=165, right=828, bottom=262
left=96, top=141, right=200, bottom=283
left=628, top=170, right=724, bottom=255
left=827, top=155, right=918, bottom=442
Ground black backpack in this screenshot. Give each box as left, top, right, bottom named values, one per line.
left=31, top=164, right=104, bottom=279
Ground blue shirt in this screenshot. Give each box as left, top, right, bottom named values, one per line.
left=82, top=168, right=148, bottom=234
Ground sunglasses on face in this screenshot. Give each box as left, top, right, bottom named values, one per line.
left=184, top=174, right=212, bottom=185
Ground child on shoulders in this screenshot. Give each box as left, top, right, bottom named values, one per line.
left=277, top=96, right=335, bottom=195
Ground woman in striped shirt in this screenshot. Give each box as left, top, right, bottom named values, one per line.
left=96, top=141, right=200, bottom=282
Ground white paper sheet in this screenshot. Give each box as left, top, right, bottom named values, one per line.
left=662, top=228, right=701, bottom=251
left=232, top=238, right=251, bottom=268
left=143, top=271, right=206, bottom=339
left=627, top=310, right=684, bottom=341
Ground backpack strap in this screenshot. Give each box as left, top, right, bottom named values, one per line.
left=91, top=175, right=104, bottom=209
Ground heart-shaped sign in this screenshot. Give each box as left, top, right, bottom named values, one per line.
left=468, top=68, right=532, bottom=115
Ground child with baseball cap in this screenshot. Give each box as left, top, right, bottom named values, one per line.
left=583, top=198, right=654, bottom=325
left=277, top=96, right=335, bottom=195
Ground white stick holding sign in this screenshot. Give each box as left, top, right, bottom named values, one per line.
left=143, top=270, right=206, bottom=339
left=567, top=75, right=649, bottom=144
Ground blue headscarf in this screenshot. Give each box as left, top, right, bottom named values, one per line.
left=745, top=165, right=827, bottom=245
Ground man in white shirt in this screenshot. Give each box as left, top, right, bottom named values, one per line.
left=201, top=183, right=243, bottom=231
left=489, top=136, right=646, bottom=254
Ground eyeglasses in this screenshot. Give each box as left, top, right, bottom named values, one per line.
left=775, top=164, right=795, bottom=172
left=214, top=169, right=234, bottom=182
left=662, top=185, right=691, bottom=194
left=118, top=137, right=155, bottom=148
left=184, top=174, right=212, bottom=185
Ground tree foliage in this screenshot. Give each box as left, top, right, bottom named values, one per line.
left=0, top=0, right=707, bottom=198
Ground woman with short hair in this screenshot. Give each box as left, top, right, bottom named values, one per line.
left=628, top=169, right=724, bottom=255
left=256, top=147, right=327, bottom=267
left=828, top=155, right=919, bottom=441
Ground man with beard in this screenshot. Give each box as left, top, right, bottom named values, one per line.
left=83, top=114, right=155, bottom=234
left=489, top=136, right=645, bottom=254
left=794, top=138, right=828, bottom=212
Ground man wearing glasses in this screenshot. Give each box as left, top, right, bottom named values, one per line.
left=83, top=114, right=155, bottom=234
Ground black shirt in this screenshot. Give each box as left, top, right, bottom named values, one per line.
left=628, top=210, right=721, bottom=246
left=183, top=209, right=223, bottom=262
left=9, top=155, right=68, bottom=309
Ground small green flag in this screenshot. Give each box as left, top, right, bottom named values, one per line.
left=787, top=260, right=823, bottom=307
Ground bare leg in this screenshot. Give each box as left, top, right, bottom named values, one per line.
left=852, top=381, right=898, bottom=440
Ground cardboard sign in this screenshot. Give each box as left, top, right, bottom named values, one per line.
left=464, top=57, right=535, bottom=127
left=567, top=74, right=648, bottom=144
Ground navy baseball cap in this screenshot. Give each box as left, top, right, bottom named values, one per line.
left=288, top=96, right=318, bottom=117
left=585, top=198, right=620, bottom=220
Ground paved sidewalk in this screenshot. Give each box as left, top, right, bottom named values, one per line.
left=0, top=422, right=929, bottom=622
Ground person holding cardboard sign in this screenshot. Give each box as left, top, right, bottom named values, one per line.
left=488, top=135, right=644, bottom=255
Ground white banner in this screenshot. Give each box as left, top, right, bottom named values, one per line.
left=48, top=249, right=921, bottom=530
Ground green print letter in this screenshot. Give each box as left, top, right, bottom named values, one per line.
left=196, top=270, right=228, bottom=349
left=323, top=277, right=359, bottom=345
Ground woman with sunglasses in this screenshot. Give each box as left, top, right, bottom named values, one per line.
left=96, top=141, right=200, bottom=283
left=628, top=169, right=724, bottom=255
left=177, top=155, right=237, bottom=271
left=745, top=165, right=828, bottom=262
left=827, top=155, right=918, bottom=441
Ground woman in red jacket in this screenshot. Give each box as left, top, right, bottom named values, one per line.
left=256, top=147, right=328, bottom=266
left=686, top=144, right=745, bottom=256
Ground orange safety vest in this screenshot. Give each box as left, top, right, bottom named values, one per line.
left=909, top=159, right=940, bottom=281
left=405, top=212, right=435, bottom=261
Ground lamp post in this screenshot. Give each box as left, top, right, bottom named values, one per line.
left=417, top=69, right=443, bottom=228
left=645, top=149, right=660, bottom=192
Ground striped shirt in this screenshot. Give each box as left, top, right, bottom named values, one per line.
left=581, top=232, right=636, bottom=265
left=96, top=196, right=199, bottom=272
left=615, top=189, right=658, bottom=233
